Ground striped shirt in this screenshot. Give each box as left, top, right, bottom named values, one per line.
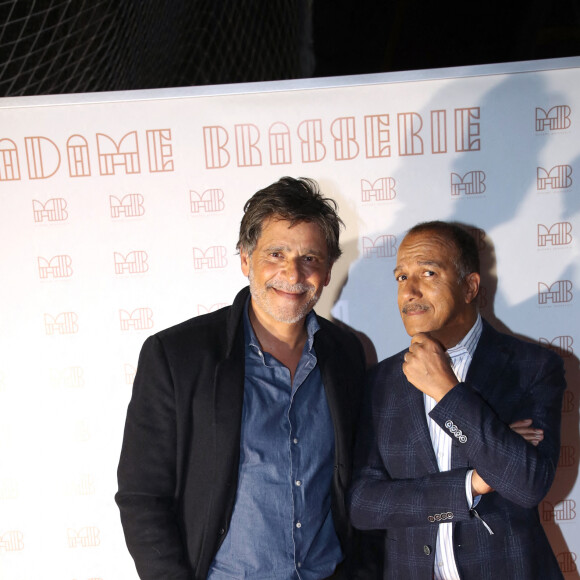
left=424, top=314, right=482, bottom=580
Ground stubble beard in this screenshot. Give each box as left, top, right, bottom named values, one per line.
left=248, top=266, right=320, bottom=324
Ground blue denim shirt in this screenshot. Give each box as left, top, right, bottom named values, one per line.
left=207, top=299, right=342, bottom=579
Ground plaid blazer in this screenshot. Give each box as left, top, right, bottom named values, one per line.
left=349, top=319, right=566, bottom=580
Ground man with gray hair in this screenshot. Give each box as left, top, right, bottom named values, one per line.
left=116, top=177, right=380, bottom=579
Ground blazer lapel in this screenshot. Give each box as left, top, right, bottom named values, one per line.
left=400, top=358, right=440, bottom=474
left=315, top=328, right=349, bottom=455
left=465, top=320, right=511, bottom=399
left=212, top=291, right=247, bottom=505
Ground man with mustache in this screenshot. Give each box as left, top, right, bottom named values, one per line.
left=349, top=221, right=566, bottom=579
left=116, top=177, right=380, bottom=579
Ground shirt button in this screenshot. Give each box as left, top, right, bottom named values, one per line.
left=295, top=480, right=302, bottom=486
left=297, top=562, right=302, bottom=568
left=296, top=522, right=302, bottom=528
left=293, top=438, right=298, bottom=444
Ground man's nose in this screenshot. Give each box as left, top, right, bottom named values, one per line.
left=402, top=278, right=422, bottom=300
left=284, top=259, right=302, bottom=282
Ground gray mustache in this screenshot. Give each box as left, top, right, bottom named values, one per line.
left=402, top=303, right=429, bottom=314
left=267, top=281, right=314, bottom=294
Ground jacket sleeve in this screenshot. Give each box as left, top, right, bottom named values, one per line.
left=429, top=348, right=566, bottom=508
left=348, top=363, right=474, bottom=531
left=115, top=335, right=191, bottom=579
left=348, top=346, right=567, bottom=532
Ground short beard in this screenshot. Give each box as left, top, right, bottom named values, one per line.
left=248, top=267, right=319, bottom=324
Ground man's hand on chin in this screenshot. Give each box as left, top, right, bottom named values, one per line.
left=402, top=333, right=458, bottom=402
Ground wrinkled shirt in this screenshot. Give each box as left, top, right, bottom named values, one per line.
left=208, top=302, right=342, bottom=579
left=425, top=314, right=482, bottom=580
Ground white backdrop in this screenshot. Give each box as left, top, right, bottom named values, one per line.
left=1, top=57, right=579, bottom=579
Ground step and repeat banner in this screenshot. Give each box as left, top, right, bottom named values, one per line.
left=1, top=58, right=579, bottom=579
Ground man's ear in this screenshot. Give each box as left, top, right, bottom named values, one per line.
left=240, top=250, right=250, bottom=277
left=464, top=272, right=480, bottom=304
left=324, top=264, right=333, bottom=287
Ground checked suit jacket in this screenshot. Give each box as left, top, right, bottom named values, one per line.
left=348, top=319, right=566, bottom=580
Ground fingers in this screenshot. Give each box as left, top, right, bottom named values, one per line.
left=509, top=419, right=533, bottom=428
left=409, top=333, right=434, bottom=347
left=509, top=419, right=544, bottom=446
left=402, top=336, right=458, bottom=401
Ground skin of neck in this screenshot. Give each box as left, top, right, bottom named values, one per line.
left=248, top=299, right=309, bottom=354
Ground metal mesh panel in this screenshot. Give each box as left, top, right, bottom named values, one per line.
left=0, top=0, right=310, bottom=97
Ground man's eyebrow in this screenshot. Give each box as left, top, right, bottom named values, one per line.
left=263, top=245, right=325, bottom=257
left=302, top=248, right=325, bottom=257
left=417, top=260, right=442, bottom=268
left=393, top=260, right=442, bottom=275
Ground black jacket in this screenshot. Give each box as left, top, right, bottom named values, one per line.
left=116, top=286, right=375, bottom=579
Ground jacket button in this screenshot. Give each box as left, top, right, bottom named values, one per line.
left=423, top=545, right=431, bottom=556
left=218, top=528, right=225, bottom=536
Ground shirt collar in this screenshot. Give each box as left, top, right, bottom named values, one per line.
left=243, top=294, right=320, bottom=353
left=446, top=313, right=482, bottom=359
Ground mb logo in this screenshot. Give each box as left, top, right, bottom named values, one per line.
left=450, top=171, right=486, bottom=195
left=537, top=165, right=573, bottom=190
left=44, top=312, right=79, bottom=335
left=190, top=188, right=225, bottom=213
left=124, top=363, right=136, bottom=384
left=562, top=390, right=576, bottom=414
left=538, top=335, right=574, bottom=358
left=538, top=280, right=573, bottom=305
left=110, top=193, right=145, bottom=218
left=193, top=246, right=228, bottom=269
left=538, top=222, right=573, bottom=246
left=32, top=198, right=68, bottom=222
left=67, top=527, right=101, bottom=548
left=558, top=445, right=576, bottom=468
left=72, top=474, right=96, bottom=496
left=361, top=178, right=396, bottom=202
left=50, top=366, right=85, bottom=388
left=114, top=251, right=149, bottom=274
left=38, top=255, right=73, bottom=279
left=74, top=420, right=91, bottom=442
left=362, top=235, right=397, bottom=258
left=542, top=499, right=576, bottom=522
left=557, top=551, right=577, bottom=573
left=0, top=480, right=18, bottom=500
left=536, top=105, right=571, bottom=131
left=119, top=308, right=154, bottom=331
left=0, top=531, right=24, bottom=552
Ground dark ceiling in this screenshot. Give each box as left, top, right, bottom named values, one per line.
left=1, top=0, right=579, bottom=97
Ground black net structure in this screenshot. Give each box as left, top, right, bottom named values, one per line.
left=1, top=0, right=578, bottom=98
left=0, top=0, right=312, bottom=97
